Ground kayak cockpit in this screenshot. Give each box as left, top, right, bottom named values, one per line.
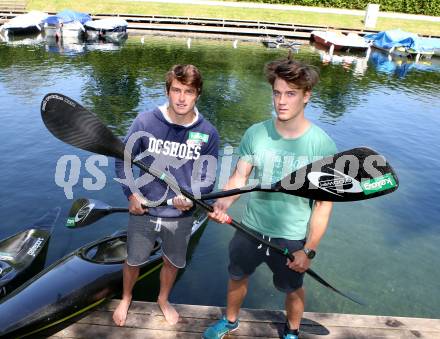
left=79, top=235, right=161, bottom=264
left=0, top=261, right=14, bottom=279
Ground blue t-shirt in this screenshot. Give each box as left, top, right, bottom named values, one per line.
left=115, top=105, right=219, bottom=217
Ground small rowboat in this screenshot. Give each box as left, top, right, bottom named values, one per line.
left=0, top=11, right=48, bottom=36
left=311, top=30, right=370, bottom=51
left=84, top=18, right=128, bottom=43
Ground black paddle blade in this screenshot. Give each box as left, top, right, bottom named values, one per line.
left=274, top=147, right=399, bottom=202
left=66, top=198, right=112, bottom=228
left=41, top=93, right=126, bottom=159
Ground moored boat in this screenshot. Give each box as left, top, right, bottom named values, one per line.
left=0, top=208, right=59, bottom=299
left=84, top=17, right=128, bottom=43
left=0, top=210, right=207, bottom=338
left=43, top=10, right=91, bottom=40
left=0, top=11, right=48, bottom=36
left=311, top=30, right=370, bottom=51
left=364, top=29, right=436, bottom=60
left=262, top=35, right=301, bottom=50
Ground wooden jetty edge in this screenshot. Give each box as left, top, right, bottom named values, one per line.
left=49, top=300, right=440, bottom=338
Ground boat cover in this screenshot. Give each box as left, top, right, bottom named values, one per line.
left=2, top=11, right=48, bottom=30
left=84, top=18, right=128, bottom=30
left=364, top=29, right=439, bottom=53
left=413, top=37, right=440, bottom=53
left=364, top=29, right=418, bottom=49
left=44, top=10, right=91, bottom=25
left=311, top=30, right=369, bottom=49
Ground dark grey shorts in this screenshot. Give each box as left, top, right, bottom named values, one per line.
left=228, top=229, right=306, bottom=293
left=127, top=214, right=194, bottom=268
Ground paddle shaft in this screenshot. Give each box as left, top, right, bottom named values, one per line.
left=110, top=207, right=130, bottom=213
left=110, top=198, right=171, bottom=213
left=105, top=206, right=159, bottom=214
left=200, top=185, right=272, bottom=201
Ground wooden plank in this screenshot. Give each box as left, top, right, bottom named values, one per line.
left=50, top=310, right=440, bottom=338
left=50, top=323, right=203, bottom=339
left=91, top=12, right=373, bottom=32
left=75, top=311, right=287, bottom=337
left=100, top=301, right=440, bottom=332
left=0, top=0, right=26, bottom=11
left=70, top=312, right=279, bottom=337
left=111, top=300, right=440, bottom=332
left=89, top=13, right=377, bottom=36
left=127, top=23, right=311, bottom=39
left=100, top=300, right=284, bottom=322
left=90, top=301, right=440, bottom=333
left=47, top=301, right=440, bottom=338
left=49, top=321, right=440, bottom=339
left=304, top=312, right=440, bottom=332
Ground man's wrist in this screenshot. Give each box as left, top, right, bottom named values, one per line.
left=303, top=247, right=316, bottom=259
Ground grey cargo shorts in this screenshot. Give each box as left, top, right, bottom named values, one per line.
left=126, top=213, right=194, bottom=268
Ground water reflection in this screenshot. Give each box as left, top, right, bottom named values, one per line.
left=0, top=32, right=44, bottom=46
left=1, top=32, right=127, bottom=57
left=85, top=41, right=125, bottom=52
left=45, top=36, right=86, bottom=56
left=369, top=49, right=440, bottom=78
left=312, top=43, right=370, bottom=77
left=317, top=49, right=369, bottom=77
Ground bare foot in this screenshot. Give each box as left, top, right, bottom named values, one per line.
left=157, top=299, right=179, bottom=325
left=113, top=298, right=131, bottom=326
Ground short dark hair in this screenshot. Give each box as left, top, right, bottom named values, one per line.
left=265, top=57, right=319, bottom=92
left=165, top=64, right=203, bottom=95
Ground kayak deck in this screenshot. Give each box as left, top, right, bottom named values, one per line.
left=47, top=300, right=440, bottom=338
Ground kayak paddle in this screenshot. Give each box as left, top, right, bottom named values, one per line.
left=40, top=94, right=398, bottom=203
left=200, top=146, right=399, bottom=201
left=66, top=198, right=172, bottom=228
left=41, top=93, right=372, bottom=304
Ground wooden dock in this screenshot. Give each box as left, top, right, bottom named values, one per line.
left=0, top=11, right=380, bottom=41
left=2, top=10, right=439, bottom=40
left=48, top=300, right=440, bottom=338
left=0, top=0, right=26, bottom=13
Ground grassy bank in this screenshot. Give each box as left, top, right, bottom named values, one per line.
left=27, top=0, right=440, bottom=36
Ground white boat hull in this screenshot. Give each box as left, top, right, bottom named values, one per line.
left=44, top=21, right=84, bottom=39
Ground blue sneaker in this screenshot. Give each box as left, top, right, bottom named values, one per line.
left=203, top=316, right=239, bottom=339
left=283, top=322, right=299, bottom=339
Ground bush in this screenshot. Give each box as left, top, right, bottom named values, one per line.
left=234, top=0, right=440, bottom=16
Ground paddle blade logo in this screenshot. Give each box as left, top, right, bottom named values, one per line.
left=65, top=218, right=75, bottom=228
left=26, top=238, right=45, bottom=257
left=361, top=173, right=397, bottom=195
left=307, top=168, right=363, bottom=196
left=66, top=203, right=94, bottom=227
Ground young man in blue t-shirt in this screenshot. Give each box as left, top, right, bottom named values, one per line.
left=204, top=58, right=336, bottom=339
left=114, top=64, right=219, bottom=327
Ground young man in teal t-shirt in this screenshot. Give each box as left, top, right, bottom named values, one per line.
left=203, top=57, right=337, bottom=339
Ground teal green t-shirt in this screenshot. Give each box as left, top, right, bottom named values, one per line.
left=239, top=119, right=337, bottom=240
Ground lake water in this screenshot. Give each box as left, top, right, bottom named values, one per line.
left=0, top=34, right=439, bottom=319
